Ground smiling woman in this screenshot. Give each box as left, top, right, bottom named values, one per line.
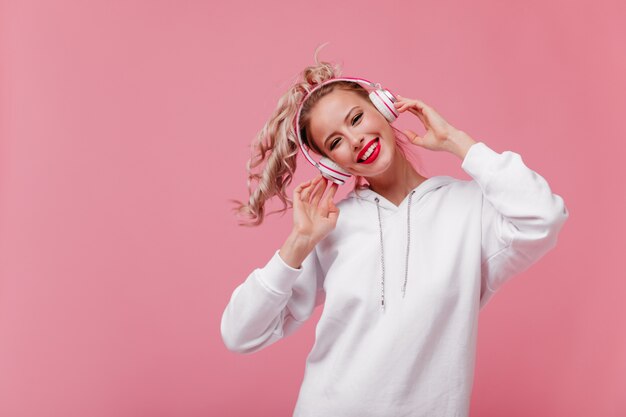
left=306, top=88, right=400, bottom=175
left=232, top=59, right=423, bottom=226
left=222, top=46, right=569, bottom=417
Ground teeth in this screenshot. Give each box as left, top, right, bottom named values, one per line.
left=359, top=140, right=378, bottom=162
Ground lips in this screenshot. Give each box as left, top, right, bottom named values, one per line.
left=357, top=138, right=380, bottom=163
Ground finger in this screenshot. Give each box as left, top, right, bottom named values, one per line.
left=328, top=197, right=339, bottom=212
left=409, top=107, right=428, bottom=126
left=299, top=182, right=314, bottom=201
left=293, top=180, right=311, bottom=204
left=396, top=97, right=427, bottom=112
left=310, top=177, right=328, bottom=206
left=323, top=190, right=341, bottom=217
left=403, top=129, right=424, bottom=146
left=396, top=101, right=425, bottom=121
left=394, top=95, right=417, bottom=105
left=322, top=182, right=339, bottom=204
left=302, top=176, right=322, bottom=204
left=327, top=182, right=339, bottom=200
left=294, top=179, right=312, bottom=194
left=319, top=194, right=330, bottom=217
left=319, top=182, right=338, bottom=214
left=394, top=99, right=414, bottom=108
left=397, top=102, right=428, bottom=127
left=404, top=97, right=427, bottom=110
left=416, top=100, right=439, bottom=121
left=293, top=181, right=308, bottom=206
left=321, top=195, right=335, bottom=218
left=329, top=201, right=339, bottom=217
left=397, top=100, right=423, bottom=113
left=300, top=176, right=321, bottom=201
left=327, top=200, right=340, bottom=223
left=415, top=99, right=428, bottom=110
left=310, top=176, right=328, bottom=205
left=395, top=102, right=410, bottom=111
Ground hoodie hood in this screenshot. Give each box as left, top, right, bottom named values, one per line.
left=345, top=175, right=459, bottom=210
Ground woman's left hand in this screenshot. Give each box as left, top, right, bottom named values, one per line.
left=393, top=95, right=463, bottom=152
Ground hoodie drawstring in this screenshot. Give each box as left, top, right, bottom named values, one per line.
left=374, top=190, right=416, bottom=313
left=374, top=197, right=386, bottom=312
left=402, top=190, right=416, bottom=298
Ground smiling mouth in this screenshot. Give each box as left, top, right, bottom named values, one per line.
left=357, top=138, right=380, bottom=163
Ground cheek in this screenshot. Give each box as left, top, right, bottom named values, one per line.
left=363, top=117, right=392, bottom=141
left=334, top=147, right=354, bottom=164
left=363, top=116, right=394, bottom=144
left=361, top=116, right=379, bottom=130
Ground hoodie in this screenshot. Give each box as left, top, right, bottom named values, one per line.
left=220, top=142, right=569, bottom=417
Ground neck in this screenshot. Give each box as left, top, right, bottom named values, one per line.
left=364, top=149, right=427, bottom=206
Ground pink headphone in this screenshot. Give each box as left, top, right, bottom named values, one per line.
left=294, top=77, right=399, bottom=185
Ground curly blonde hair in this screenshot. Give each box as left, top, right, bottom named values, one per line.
left=233, top=44, right=421, bottom=226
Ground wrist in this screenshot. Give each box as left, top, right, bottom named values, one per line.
left=279, top=231, right=316, bottom=269
left=445, top=129, right=477, bottom=160
left=287, top=229, right=316, bottom=250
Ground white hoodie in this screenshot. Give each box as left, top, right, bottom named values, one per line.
left=221, top=142, right=569, bottom=417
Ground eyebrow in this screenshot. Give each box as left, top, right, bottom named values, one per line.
left=323, top=106, right=358, bottom=148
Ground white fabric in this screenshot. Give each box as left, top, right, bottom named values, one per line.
left=221, top=141, right=569, bottom=417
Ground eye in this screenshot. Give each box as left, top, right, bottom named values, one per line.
left=329, top=112, right=363, bottom=151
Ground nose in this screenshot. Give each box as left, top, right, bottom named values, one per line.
left=351, top=136, right=365, bottom=151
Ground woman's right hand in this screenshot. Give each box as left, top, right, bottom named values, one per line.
left=292, top=175, right=340, bottom=244
left=279, top=175, right=339, bottom=269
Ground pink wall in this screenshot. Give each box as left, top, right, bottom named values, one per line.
left=1, top=0, right=624, bottom=416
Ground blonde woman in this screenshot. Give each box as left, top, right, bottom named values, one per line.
left=221, top=51, right=569, bottom=416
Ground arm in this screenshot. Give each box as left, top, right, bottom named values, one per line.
left=455, top=132, right=569, bottom=308
left=392, top=97, right=569, bottom=308
left=220, top=246, right=325, bottom=354
left=221, top=176, right=338, bottom=353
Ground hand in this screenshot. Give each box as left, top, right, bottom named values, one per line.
left=291, top=175, right=340, bottom=245
left=393, top=95, right=463, bottom=153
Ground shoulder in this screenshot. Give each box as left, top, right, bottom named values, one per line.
left=441, top=177, right=480, bottom=194
left=334, top=188, right=375, bottom=216
left=432, top=178, right=484, bottom=207
left=333, top=193, right=363, bottom=220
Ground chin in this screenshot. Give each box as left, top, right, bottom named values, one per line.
left=357, top=151, right=393, bottom=178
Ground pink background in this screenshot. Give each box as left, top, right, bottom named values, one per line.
left=1, top=0, right=624, bottom=416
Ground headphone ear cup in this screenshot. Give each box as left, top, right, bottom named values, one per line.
left=369, top=89, right=398, bottom=123
left=318, top=156, right=351, bottom=185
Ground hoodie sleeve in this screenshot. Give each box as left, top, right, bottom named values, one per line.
left=460, top=142, right=569, bottom=309
left=220, top=248, right=326, bottom=354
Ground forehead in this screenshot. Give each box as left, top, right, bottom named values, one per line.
left=308, top=89, right=366, bottom=131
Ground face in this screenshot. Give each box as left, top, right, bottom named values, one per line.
left=307, top=88, right=398, bottom=179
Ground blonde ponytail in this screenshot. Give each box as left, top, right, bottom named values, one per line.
left=232, top=44, right=422, bottom=226
left=232, top=44, right=341, bottom=226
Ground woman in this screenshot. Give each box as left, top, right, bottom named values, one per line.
left=220, top=55, right=569, bottom=416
